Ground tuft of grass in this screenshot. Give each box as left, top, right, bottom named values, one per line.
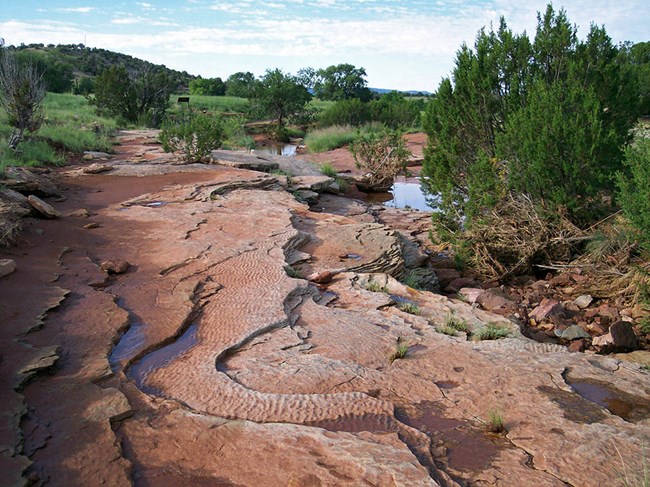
left=475, top=322, right=510, bottom=341
left=271, top=168, right=292, bottom=177
left=365, top=281, right=388, bottom=293
left=284, top=265, right=302, bottom=279
left=487, top=409, right=506, bottom=434
left=304, top=125, right=357, bottom=153
left=443, top=312, right=469, bottom=333
left=437, top=325, right=458, bottom=336
left=388, top=338, right=408, bottom=364
left=398, top=302, right=421, bottom=315
left=319, top=162, right=338, bottom=177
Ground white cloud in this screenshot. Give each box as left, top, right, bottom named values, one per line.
left=59, top=7, right=95, bottom=13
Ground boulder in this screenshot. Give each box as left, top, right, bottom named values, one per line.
left=0, top=259, right=16, bottom=279
left=592, top=320, right=639, bottom=352
left=293, top=189, right=319, bottom=205
left=560, top=325, right=590, bottom=341
left=458, top=287, right=483, bottom=304
left=476, top=288, right=518, bottom=315
left=289, top=175, right=336, bottom=193
left=27, top=195, right=61, bottom=219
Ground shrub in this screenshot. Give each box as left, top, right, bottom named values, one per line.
left=350, top=130, right=411, bottom=191
left=160, top=112, right=224, bottom=162
left=618, top=138, right=650, bottom=251
left=318, top=98, right=370, bottom=127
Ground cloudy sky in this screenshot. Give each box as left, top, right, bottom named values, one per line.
left=1, top=0, right=648, bottom=91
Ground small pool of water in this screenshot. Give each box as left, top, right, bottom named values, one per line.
left=254, top=143, right=297, bottom=156
left=363, top=179, right=439, bottom=212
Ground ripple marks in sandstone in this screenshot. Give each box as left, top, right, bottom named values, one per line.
left=142, top=198, right=395, bottom=424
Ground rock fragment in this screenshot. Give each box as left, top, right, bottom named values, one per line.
left=83, top=163, right=113, bottom=174
left=0, top=259, right=16, bottom=278
left=100, top=260, right=130, bottom=275
left=27, top=195, right=61, bottom=219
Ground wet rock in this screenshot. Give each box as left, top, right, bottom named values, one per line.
left=0, top=259, right=16, bottom=279
left=529, top=298, right=565, bottom=323
left=573, top=294, right=593, bottom=309
left=593, top=320, right=639, bottom=352
left=100, top=259, right=130, bottom=275
left=83, top=162, right=113, bottom=174
left=293, top=189, right=319, bottom=204
left=560, top=324, right=590, bottom=341
left=27, top=195, right=61, bottom=219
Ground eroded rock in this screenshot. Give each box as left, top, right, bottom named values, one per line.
left=27, top=195, right=61, bottom=219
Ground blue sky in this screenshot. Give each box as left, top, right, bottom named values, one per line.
left=1, top=0, right=648, bottom=91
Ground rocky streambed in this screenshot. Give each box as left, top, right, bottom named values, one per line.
left=0, top=130, right=648, bottom=486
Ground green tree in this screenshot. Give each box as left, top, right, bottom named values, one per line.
left=93, top=65, right=172, bottom=126
left=422, top=4, right=639, bottom=223
left=618, top=138, right=650, bottom=250
left=0, top=47, right=46, bottom=149
left=225, top=71, right=255, bottom=97
left=314, top=64, right=372, bottom=101
left=247, top=69, right=311, bottom=137
left=189, top=77, right=226, bottom=96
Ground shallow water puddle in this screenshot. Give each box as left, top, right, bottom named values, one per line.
left=109, top=298, right=147, bottom=371
left=254, top=143, right=297, bottom=156
left=128, top=324, right=199, bottom=393
left=362, top=179, right=439, bottom=212
left=564, top=377, right=650, bottom=423
left=395, top=401, right=503, bottom=473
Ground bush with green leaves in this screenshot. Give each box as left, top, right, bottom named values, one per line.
left=422, top=5, right=640, bottom=225
left=160, top=112, right=224, bottom=163
left=618, top=138, right=650, bottom=251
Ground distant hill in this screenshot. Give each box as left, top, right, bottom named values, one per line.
left=6, top=43, right=196, bottom=92
left=370, top=87, right=432, bottom=96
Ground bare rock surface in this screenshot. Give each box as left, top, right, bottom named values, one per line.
left=1, top=130, right=648, bottom=487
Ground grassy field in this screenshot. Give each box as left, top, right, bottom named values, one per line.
left=167, top=94, right=251, bottom=115
left=0, top=93, right=117, bottom=173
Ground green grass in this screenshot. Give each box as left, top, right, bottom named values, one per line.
left=443, top=313, right=469, bottom=333
left=437, top=325, right=459, bottom=336
left=638, top=317, right=650, bottom=335
left=474, top=322, right=510, bottom=341
left=388, top=338, right=408, bottom=364
left=398, top=302, right=421, bottom=315
left=487, top=409, right=506, bottom=434
left=1, top=93, right=117, bottom=173
left=220, top=115, right=255, bottom=150
left=402, top=270, right=423, bottom=290
left=365, top=281, right=388, bottom=293
left=319, top=162, right=338, bottom=177
left=304, top=125, right=358, bottom=153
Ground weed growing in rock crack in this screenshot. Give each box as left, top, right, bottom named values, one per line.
left=475, top=322, right=510, bottom=341
left=487, top=409, right=506, bottom=434
left=436, top=325, right=458, bottom=336
left=319, top=162, right=338, bottom=177
left=398, top=303, right=421, bottom=315
left=638, top=317, right=650, bottom=335
left=443, top=312, right=469, bottom=332
left=284, top=265, right=302, bottom=279
left=388, top=337, right=408, bottom=364
left=365, top=281, right=388, bottom=293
